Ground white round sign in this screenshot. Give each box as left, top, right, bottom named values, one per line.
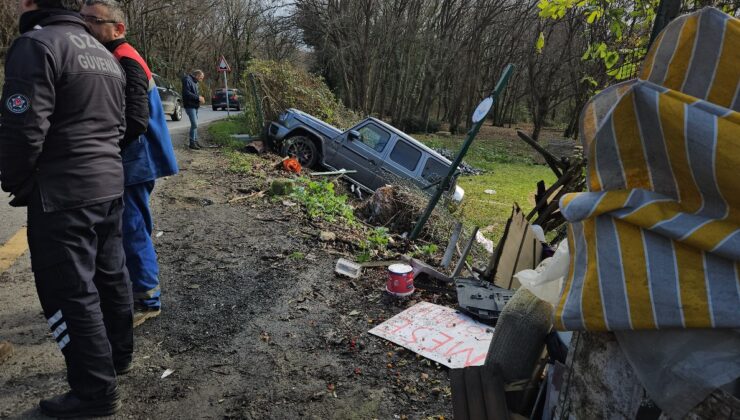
left=472, top=97, right=493, bottom=123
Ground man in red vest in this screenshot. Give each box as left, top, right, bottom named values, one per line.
left=81, top=0, right=178, bottom=332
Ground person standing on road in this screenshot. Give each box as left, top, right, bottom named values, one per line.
left=0, top=0, right=131, bottom=417
left=182, top=69, right=205, bottom=150
left=81, top=0, right=178, bottom=328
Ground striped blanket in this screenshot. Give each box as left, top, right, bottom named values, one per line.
left=556, top=7, right=740, bottom=331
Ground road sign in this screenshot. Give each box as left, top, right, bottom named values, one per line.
left=217, top=56, right=231, bottom=73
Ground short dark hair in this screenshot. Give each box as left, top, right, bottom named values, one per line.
left=33, top=0, right=84, bottom=11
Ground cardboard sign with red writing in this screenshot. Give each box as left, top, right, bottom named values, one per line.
left=369, top=302, right=493, bottom=368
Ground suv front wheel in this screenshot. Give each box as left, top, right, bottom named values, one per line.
left=284, top=136, right=318, bottom=168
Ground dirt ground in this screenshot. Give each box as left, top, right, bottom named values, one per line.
left=0, top=131, right=457, bottom=419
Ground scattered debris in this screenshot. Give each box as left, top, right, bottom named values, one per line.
left=161, top=369, right=174, bottom=379
left=386, top=264, right=415, bottom=297
left=319, top=231, right=336, bottom=242
left=369, top=302, right=493, bottom=369
left=475, top=231, right=495, bottom=254
left=433, top=148, right=484, bottom=175
left=155, top=231, right=164, bottom=238
left=228, top=190, right=265, bottom=203
left=282, top=157, right=302, bottom=174
left=450, top=363, right=509, bottom=420
left=455, top=278, right=515, bottom=324
left=484, top=206, right=543, bottom=289
left=334, top=258, right=362, bottom=279
left=309, top=169, right=358, bottom=177
left=441, top=222, right=463, bottom=269
left=402, top=256, right=452, bottom=284
left=484, top=189, right=496, bottom=195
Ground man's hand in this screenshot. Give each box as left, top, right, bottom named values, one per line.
left=199, top=96, right=205, bottom=105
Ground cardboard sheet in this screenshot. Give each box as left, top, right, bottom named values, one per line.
left=369, top=302, right=493, bottom=368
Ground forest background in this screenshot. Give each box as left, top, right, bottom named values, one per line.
left=1, top=1, right=739, bottom=139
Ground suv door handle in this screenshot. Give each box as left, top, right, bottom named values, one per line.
left=368, top=159, right=376, bottom=165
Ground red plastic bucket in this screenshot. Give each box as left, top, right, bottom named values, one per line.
left=386, top=264, right=415, bottom=297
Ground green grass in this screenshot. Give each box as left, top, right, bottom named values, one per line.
left=417, top=134, right=557, bottom=242
left=225, top=149, right=259, bottom=174
left=207, top=114, right=252, bottom=150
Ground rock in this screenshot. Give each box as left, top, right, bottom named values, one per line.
left=269, top=178, right=295, bottom=196
left=319, top=231, right=336, bottom=242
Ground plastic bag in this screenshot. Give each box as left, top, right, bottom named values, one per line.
left=514, top=239, right=569, bottom=305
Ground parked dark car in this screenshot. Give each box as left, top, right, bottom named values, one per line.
left=267, top=109, right=465, bottom=201
left=212, top=88, right=243, bottom=111
left=153, top=73, right=183, bottom=121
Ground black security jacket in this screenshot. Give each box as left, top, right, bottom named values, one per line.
left=0, top=10, right=126, bottom=211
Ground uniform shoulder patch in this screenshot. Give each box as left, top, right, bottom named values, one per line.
left=6, top=94, right=30, bottom=114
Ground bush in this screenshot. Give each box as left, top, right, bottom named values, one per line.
left=396, top=116, right=441, bottom=134
left=291, top=178, right=356, bottom=225
left=241, top=60, right=360, bottom=135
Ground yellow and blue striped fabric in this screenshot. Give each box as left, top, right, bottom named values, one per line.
left=556, top=8, right=740, bottom=331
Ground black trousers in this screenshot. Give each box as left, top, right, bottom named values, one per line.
left=27, top=192, right=133, bottom=399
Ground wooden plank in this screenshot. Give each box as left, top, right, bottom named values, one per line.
left=492, top=207, right=542, bottom=290
left=464, top=367, right=488, bottom=420
left=481, top=364, right=511, bottom=420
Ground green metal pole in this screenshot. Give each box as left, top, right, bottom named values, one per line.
left=409, top=64, right=515, bottom=240
left=647, top=0, right=681, bottom=51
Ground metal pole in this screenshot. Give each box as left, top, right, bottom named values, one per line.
left=249, top=73, right=265, bottom=130
left=409, top=64, right=514, bottom=240
left=647, top=0, right=682, bottom=51
left=224, top=71, right=230, bottom=118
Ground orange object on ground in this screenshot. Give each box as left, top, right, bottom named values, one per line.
left=282, top=157, right=302, bottom=173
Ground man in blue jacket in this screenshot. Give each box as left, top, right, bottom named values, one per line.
left=82, top=0, right=179, bottom=328
left=182, top=70, right=205, bottom=150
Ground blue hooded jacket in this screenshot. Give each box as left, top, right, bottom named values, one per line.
left=113, top=42, right=179, bottom=185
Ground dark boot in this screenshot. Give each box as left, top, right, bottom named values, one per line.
left=188, top=142, right=201, bottom=150
left=194, top=141, right=205, bottom=149
left=39, top=389, right=121, bottom=418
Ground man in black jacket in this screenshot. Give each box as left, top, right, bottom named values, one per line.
left=182, top=69, right=205, bottom=149
left=0, top=0, right=132, bottom=417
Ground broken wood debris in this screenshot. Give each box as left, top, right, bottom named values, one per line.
left=309, top=169, right=358, bottom=176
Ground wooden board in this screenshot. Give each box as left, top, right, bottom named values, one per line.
left=451, top=364, right=511, bottom=420
left=490, top=206, right=543, bottom=289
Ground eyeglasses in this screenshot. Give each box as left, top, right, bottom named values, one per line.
left=80, top=14, right=120, bottom=25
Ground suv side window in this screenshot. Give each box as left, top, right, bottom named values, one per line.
left=390, top=140, right=422, bottom=172
left=357, top=124, right=390, bottom=153
left=422, top=158, right=447, bottom=184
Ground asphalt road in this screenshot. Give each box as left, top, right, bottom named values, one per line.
left=0, top=108, right=230, bottom=244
